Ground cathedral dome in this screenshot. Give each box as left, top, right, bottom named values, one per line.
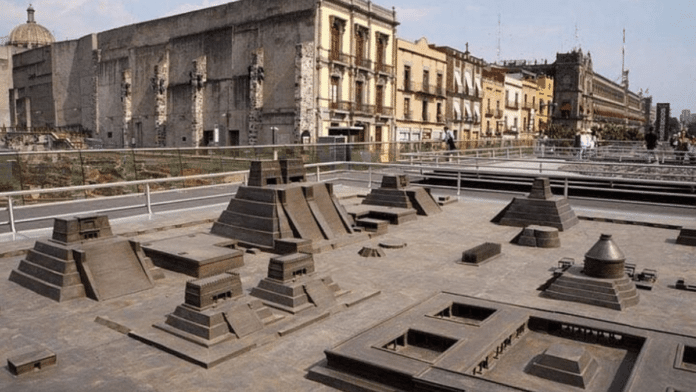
left=8, top=6, right=55, bottom=49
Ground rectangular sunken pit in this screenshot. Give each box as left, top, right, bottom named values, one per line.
left=429, top=302, right=497, bottom=326
left=380, top=329, right=458, bottom=362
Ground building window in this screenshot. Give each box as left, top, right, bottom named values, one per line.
left=355, top=81, right=364, bottom=106
left=404, top=97, right=411, bottom=120
left=404, top=66, right=411, bottom=91
left=330, top=17, right=345, bottom=61
left=437, top=73, right=443, bottom=92
left=376, top=33, right=388, bottom=70
left=376, top=84, right=384, bottom=113
left=423, top=70, right=430, bottom=92
left=437, top=102, right=442, bottom=123
left=422, top=100, right=428, bottom=122
left=330, top=76, right=340, bottom=108
left=355, top=25, right=368, bottom=67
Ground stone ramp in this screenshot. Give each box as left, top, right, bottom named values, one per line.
left=280, top=186, right=325, bottom=241
left=406, top=188, right=441, bottom=216
left=77, top=239, right=153, bottom=301
left=304, top=184, right=349, bottom=240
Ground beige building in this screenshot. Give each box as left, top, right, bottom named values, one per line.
left=318, top=1, right=398, bottom=143
left=482, top=66, right=505, bottom=136
left=503, top=73, right=522, bottom=138
left=394, top=37, right=446, bottom=142
left=520, top=73, right=538, bottom=139
left=431, top=45, right=484, bottom=141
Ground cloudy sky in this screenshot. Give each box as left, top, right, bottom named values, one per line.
left=1, top=0, right=694, bottom=114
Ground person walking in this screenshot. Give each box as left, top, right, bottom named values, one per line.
left=645, top=126, right=659, bottom=164
left=443, top=126, right=456, bottom=151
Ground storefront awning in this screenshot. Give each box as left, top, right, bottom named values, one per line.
left=453, top=101, right=461, bottom=120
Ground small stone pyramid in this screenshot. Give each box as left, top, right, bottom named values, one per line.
left=543, top=234, right=639, bottom=310
left=491, top=177, right=578, bottom=231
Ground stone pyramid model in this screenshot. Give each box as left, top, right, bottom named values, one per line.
left=491, top=177, right=578, bottom=231
left=361, top=175, right=441, bottom=216
left=211, top=159, right=356, bottom=253
left=9, top=215, right=162, bottom=302
left=543, top=234, right=639, bottom=310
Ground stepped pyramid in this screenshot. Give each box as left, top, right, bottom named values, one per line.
left=250, top=252, right=347, bottom=314
left=543, top=234, right=639, bottom=310
left=155, top=272, right=276, bottom=347
left=492, top=177, right=578, bottom=231
left=9, top=215, right=161, bottom=302
left=211, top=160, right=356, bottom=253
left=361, top=175, right=441, bottom=216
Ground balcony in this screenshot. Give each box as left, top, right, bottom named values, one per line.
left=376, top=106, right=393, bottom=116
left=403, top=80, right=414, bottom=92
left=494, top=109, right=503, bottom=119
left=522, top=102, right=537, bottom=111
left=329, top=101, right=352, bottom=112
left=328, top=52, right=351, bottom=65
left=505, top=101, right=519, bottom=110
left=437, top=113, right=445, bottom=123
left=404, top=111, right=413, bottom=120
left=422, top=112, right=429, bottom=122
left=354, top=103, right=375, bottom=115
left=354, top=56, right=373, bottom=71
left=375, top=62, right=394, bottom=75
left=485, top=110, right=494, bottom=118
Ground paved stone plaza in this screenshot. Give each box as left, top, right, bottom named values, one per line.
left=0, top=183, right=695, bottom=391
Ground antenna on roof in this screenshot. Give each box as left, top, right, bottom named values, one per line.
left=497, top=13, right=501, bottom=63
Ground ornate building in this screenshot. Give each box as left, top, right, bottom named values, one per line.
left=7, top=0, right=397, bottom=148
left=503, top=49, right=648, bottom=132
left=395, top=37, right=446, bottom=142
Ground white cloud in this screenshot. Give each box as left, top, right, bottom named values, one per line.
left=395, top=6, right=439, bottom=23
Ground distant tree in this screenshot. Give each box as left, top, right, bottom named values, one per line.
left=594, top=124, right=643, bottom=141
left=544, top=124, right=574, bottom=139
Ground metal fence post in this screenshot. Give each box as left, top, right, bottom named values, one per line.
left=7, top=197, right=16, bottom=234
left=457, top=170, right=461, bottom=196
left=564, top=178, right=569, bottom=198
left=316, top=166, right=320, bottom=182
left=368, top=166, right=372, bottom=189
left=539, top=162, right=543, bottom=173
left=145, top=184, right=153, bottom=215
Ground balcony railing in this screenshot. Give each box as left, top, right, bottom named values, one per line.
left=505, top=101, right=519, bottom=110
left=447, top=87, right=482, bottom=100
left=354, top=103, right=375, bottom=115
left=485, top=110, right=494, bottom=118
left=494, top=109, right=503, bottom=119
left=404, top=111, right=413, bottom=120
left=522, top=102, right=536, bottom=110
left=422, top=112, right=429, bottom=122
left=375, top=62, right=394, bottom=75
left=329, top=101, right=352, bottom=111
left=355, top=57, right=373, bottom=71
left=376, top=106, right=393, bottom=116
left=437, top=114, right=445, bottom=123
left=403, top=80, right=413, bottom=92
left=329, top=52, right=351, bottom=64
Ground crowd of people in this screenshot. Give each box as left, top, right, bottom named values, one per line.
left=669, top=131, right=696, bottom=164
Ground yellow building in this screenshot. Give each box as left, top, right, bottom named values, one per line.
left=482, top=67, right=505, bottom=136
left=395, top=37, right=447, bottom=141
left=536, top=75, right=554, bottom=133
left=317, top=1, right=399, bottom=143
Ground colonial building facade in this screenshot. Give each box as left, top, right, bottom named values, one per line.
left=5, top=0, right=397, bottom=148
left=394, top=37, right=446, bottom=142
left=503, top=49, right=648, bottom=132
left=431, top=45, right=484, bottom=140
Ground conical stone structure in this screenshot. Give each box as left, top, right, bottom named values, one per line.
left=543, top=234, right=639, bottom=310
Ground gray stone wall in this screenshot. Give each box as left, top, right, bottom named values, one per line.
left=248, top=49, right=264, bottom=146
left=294, top=42, right=315, bottom=143
left=190, top=56, right=206, bottom=147
left=0, top=47, right=13, bottom=128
